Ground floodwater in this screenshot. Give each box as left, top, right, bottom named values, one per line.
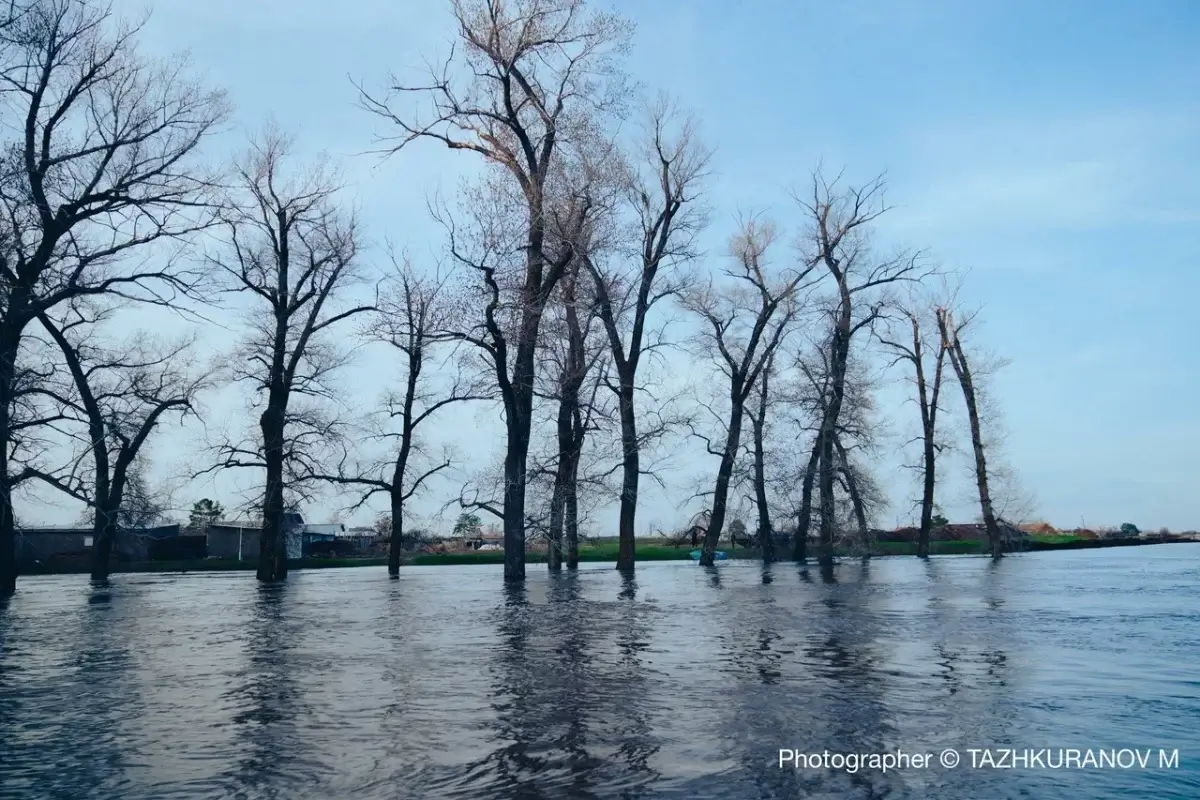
left=1, top=548, right=1198, bottom=799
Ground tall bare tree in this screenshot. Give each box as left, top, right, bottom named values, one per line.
left=0, top=0, right=227, bottom=594
left=684, top=218, right=812, bottom=566
left=360, top=0, right=632, bottom=581
left=936, top=305, right=1003, bottom=558
left=799, top=172, right=922, bottom=567
left=207, top=131, right=371, bottom=582
left=585, top=97, right=709, bottom=571
left=35, top=302, right=208, bottom=580
left=879, top=298, right=948, bottom=558
left=313, top=256, right=487, bottom=576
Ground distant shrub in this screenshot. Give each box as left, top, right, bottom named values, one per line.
left=1119, top=522, right=1140, bottom=535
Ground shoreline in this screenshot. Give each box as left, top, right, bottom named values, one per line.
left=17, top=535, right=1194, bottom=576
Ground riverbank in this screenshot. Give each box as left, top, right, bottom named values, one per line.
left=19, top=534, right=1194, bottom=575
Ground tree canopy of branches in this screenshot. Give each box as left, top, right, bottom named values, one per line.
left=779, top=329, right=883, bottom=560
left=878, top=291, right=949, bottom=557
left=360, top=0, right=633, bottom=582
left=312, top=256, right=488, bottom=576
left=207, top=130, right=372, bottom=582
left=685, top=218, right=813, bottom=567
left=0, top=0, right=227, bottom=595
left=798, top=172, right=922, bottom=567
left=36, top=301, right=207, bottom=580
left=586, top=96, right=709, bottom=571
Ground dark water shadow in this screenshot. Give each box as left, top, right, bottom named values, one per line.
left=704, top=564, right=723, bottom=589
left=0, top=580, right=139, bottom=799
left=217, top=581, right=325, bottom=798
left=449, top=572, right=663, bottom=799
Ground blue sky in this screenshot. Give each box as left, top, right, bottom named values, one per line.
left=24, top=0, right=1199, bottom=532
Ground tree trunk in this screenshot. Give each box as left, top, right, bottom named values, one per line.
left=817, top=318, right=852, bottom=568
left=501, top=409, right=530, bottom=582
left=564, top=462, right=579, bottom=570
left=816, top=430, right=838, bottom=568
left=548, top=474, right=564, bottom=571
left=390, top=351, right=419, bottom=577
left=0, top=334, right=19, bottom=596
left=792, top=433, right=820, bottom=562
left=752, top=419, right=772, bottom=564
left=90, top=505, right=119, bottom=583
left=548, top=367, right=575, bottom=571
left=918, top=428, right=936, bottom=559
left=752, top=361, right=773, bottom=562
left=387, top=490, right=404, bottom=576
left=615, top=383, right=638, bottom=571
left=258, top=404, right=288, bottom=582
left=699, top=405, right=744, bottom=567
left=954, top=348, right=1002, bottom=558
left=837, top=446, right=869, bottom=556
left=913, top=314, right=944, bottom=560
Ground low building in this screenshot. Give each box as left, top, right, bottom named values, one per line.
left=206, top=523, right=263, bottom=561
left=304, top=523, right=345, bottom=540
left=15, top=524, right=182, bottom=568
left=206, top=516, right=303, bottom=561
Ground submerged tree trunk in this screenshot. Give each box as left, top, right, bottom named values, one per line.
left=817, top=322, right=851, bottom=569
left=501, top=412, right=531, bottom=582
left=387, top=490, right=404, bottom=577
left=699, top=405, right=744, bottom=567
left=916, top=315, right=945, bottom=560
left=918, top=432, right=937, bottom=558
left=939, top=309, right=1002, bottom=558
left=956, top=359, right=1001, bottom=557
left=548, top=474, right=565, bottom=571
left=564, top=463, right=579, bottom=570
left=90, top=460, right=129, bottom=583
left=0, top=333, right=20, bottom=596
left=752, top=367, right=773, bottom=563
left=258, top=404, right=288, bottom=581
left=793, top=433, right=821, bottom=562
left=615, top=383, right=638, bottom=571
left=835, top=436, right=869, bottom=555
left=91, top=507, right=119, bottom=583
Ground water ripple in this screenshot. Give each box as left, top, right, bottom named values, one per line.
left=1, top=548, right=1198, bottom=798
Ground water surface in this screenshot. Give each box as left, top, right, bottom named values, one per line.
left=1, top=547, right=1198, bottom=798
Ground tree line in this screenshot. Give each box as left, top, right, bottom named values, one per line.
left=0, top=0, right=1022, bottom=596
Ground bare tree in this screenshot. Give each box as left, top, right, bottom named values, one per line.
left=585, top=96, right=709, bottom=571
left=878, top=295, right=948, bottom=557
left=360, top=0, right=632, bottom=582
left=207, top=130, right=372, bottom=582
left=684, top=218, right=813, bottom=566
left=936, top=304, right=1003, bottom=558
left=798, top=172, right=923, bottom=567
left=34, top=301, right=209, bottom=580
left=312, top=256, right=488, bottom=576
left=782, top=331, right=882, bottom=559
left=0, top=0, right=228, bottom=594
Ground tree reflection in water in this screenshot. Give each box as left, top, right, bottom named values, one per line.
left=220, top=582, right=326, bottom=798
left=454, top=572, right=664, bottom=799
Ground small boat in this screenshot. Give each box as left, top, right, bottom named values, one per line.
left=689, top=549, right=728, bottom=561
